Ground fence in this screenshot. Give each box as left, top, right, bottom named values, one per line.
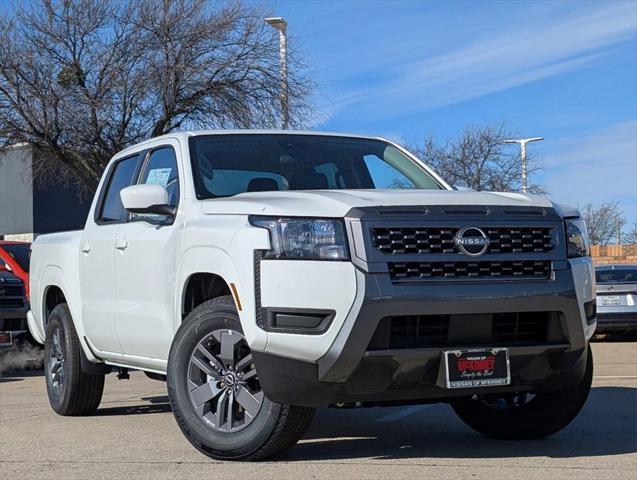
left=591, top=243, right=637, bottom=265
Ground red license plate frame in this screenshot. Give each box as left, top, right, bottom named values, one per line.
left=443, top=348, right=510, bottom=389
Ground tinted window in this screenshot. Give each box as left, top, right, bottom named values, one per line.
left=189, top=134, right=441, bottom=199
left=203, top=169, right=286, bottom=196
left=364, top=154, right=416, bottom=189
left=133, top=147, right=180, bottom=222
left=1, top=244, right=30, bottom=272
left=99, top=155, right=140, bottom=223
left=596, top=268, right=637, bottom=284
left=140, top=148, right=180, bottom=206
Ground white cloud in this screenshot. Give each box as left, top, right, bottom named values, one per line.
left=541, top=120, right=637, bottom=219
left=331, top=2, right=637, bottom=115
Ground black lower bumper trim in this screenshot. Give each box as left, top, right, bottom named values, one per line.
left=253, top=345, right=588, bottom=407
left=318, top=268, right=585, bottom=383
left=596, top=312, right=637, bottom=332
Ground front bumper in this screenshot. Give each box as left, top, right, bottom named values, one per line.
left=0, top=304, right=32, bottom=348
left=596, top=311, right=637, bottom=332
left=251, top=206, right=594, bottom=407
left=253, top=266, right=592, bottom=407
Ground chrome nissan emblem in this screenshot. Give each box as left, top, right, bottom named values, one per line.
left=223, top=373, right=237, bottom=388
left=455, top=226, right=490, bottom=257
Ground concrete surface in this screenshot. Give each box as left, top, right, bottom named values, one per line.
left=1, top=342, right=635, bottom=479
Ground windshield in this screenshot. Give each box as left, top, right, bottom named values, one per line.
left=189, top=134, right=443, bottom=199
left=595, top=268, right=637, bottom=284
left=1, top=244, right=30, bottom=273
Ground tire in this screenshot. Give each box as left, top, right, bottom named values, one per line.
left=452, top=345, right=593, bottom=439
left=44, top=303, right=105, bottom=415
left=167, top=296, right=315, bottom=461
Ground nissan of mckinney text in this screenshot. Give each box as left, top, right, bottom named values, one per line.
left=27, top=131, right=596, bottom=460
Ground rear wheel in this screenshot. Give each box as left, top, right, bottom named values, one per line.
left=167, top=296, right=315, bottom=461
left=452, top=345, right=593, bottom=439
left=44, top=304, right=105, bottom=415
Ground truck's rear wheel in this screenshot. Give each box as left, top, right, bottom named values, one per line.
left=167, top=296, right=314, bottom=461
left=452, top=345, right=593, bottom=439
left=44, top=304, right=105, bottom=415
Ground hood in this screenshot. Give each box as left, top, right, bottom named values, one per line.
left=201, top=189, right=557, bottom=218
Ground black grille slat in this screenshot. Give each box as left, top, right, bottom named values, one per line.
left=0, top=298, right=25, bottom=308
left=372, top=227, right=554, bottom=255
left=385, top=315, right=450, bottom=348
left=0, top=286, right=23, bottom=296
left=389, top=260, right=551, bottom=281
left=491, top=313, right=547, bottom=343
left=368, top=313, right=552, bottom=350
left=0, top=284, right=25, bottom=308
left=0, top=318, right=27, bottom=330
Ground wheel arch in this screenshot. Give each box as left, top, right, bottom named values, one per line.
left=181, top=272, right=233, bottom=320
left=176, top=245, right=266, bottom=352
left=36, top=265, right=99, bottom=362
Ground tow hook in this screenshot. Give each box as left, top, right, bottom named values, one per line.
left=117, top=367, right=130, bottom=380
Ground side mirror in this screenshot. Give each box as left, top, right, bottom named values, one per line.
left=120, top=184, right=175, bottom=216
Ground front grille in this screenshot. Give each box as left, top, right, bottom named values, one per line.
left=389, top=260, right=551, bottom=281
left=0, top=285, right=23, bottom=297
left=491, top=313, right=551, bottom=344
left=372, top=227, right=554, bottom=255
left=368, top=312, right=556, bottom=350
left=0, top=298, right=25, bottom=308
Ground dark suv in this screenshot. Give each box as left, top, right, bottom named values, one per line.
left=0, top=270, right=29, bottom=349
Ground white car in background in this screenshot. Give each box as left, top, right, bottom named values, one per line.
left=595, top=264, right=637, bottom=335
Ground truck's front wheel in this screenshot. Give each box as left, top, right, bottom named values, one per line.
left=167, top=296, right=315, bottom=461
left=452, top=345, right=593, bottom=439
left=44, top=304, right=105, bottom=415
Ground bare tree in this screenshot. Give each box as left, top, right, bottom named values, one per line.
left=623, top=219, right=637, bottom=244
left=0, top=0, right=314, bottom=191
left=581, top=202, right=625, bottom=245
left=412, top=124, right=543, bottom=193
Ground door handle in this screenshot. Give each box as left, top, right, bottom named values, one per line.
left=81, top=241, right=91, bottom=254
left=115, top=237, right=128, bottom=251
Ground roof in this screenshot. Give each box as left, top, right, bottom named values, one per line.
left=116, top=129, right=387, bottom=157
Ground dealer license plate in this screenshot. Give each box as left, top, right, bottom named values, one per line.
left=444, top=348, right=510, bottom=389
left=601, top=295, right=622, bottom=306
left=0, top=331, right=12, bottom=347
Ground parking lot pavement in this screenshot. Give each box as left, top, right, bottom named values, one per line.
left=1, top=342, right=635, bottom=480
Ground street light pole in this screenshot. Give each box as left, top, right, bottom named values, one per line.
left=502, top=137, right=544, bottom=194
left=265, top=17, right=288, bottom=130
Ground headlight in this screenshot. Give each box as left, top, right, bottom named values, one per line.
left=250, top=217, right=349, bottom=260
left=565, top=218, right=590, bottom=258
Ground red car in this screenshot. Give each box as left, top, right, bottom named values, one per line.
left=0, top=241, right=31, bottom=350
left=0, top=241, right=30, bottom=300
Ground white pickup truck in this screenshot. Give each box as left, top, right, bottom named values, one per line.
left=28, top=131, right=596, bottom=460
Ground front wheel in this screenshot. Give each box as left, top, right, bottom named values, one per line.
left=167, top=296, right=314, bottom=461
left=452, top=345, right=593, bottom=439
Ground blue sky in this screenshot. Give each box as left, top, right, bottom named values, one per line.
left=276, top=0, right=637, bottom=223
